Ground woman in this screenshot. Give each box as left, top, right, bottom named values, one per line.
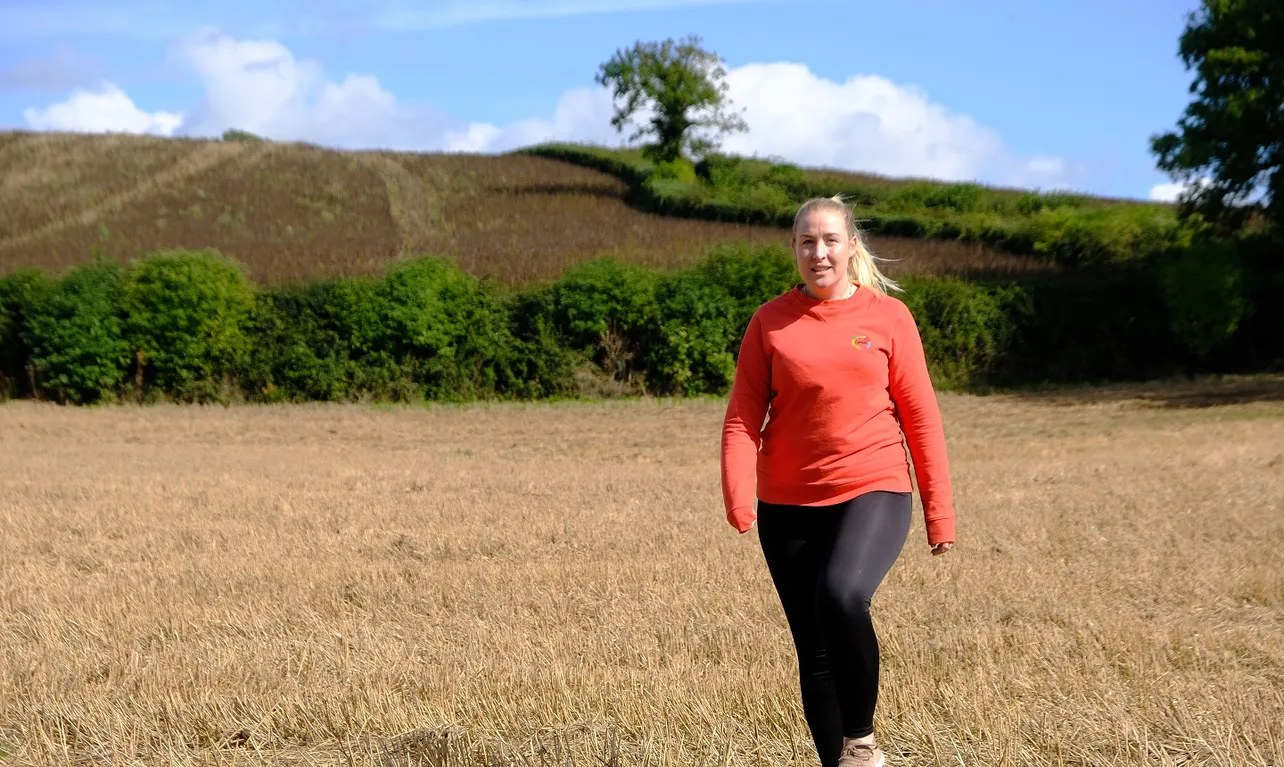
left=720, top=195, right=957, bottom=767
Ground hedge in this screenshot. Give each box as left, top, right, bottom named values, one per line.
left=0, top=240, right=1280, bottom=405
left=520, top=144, right=1185, bottom=268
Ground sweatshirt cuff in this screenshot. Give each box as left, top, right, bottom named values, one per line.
left=925, top=515, right=955, bottom=546
left=727, top=505, right=757, bottom=533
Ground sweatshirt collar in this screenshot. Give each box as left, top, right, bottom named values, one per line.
left=791, top=283, right=875, bottom=311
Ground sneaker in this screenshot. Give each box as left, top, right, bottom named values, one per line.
left=837, top=739, right=885, bottom=767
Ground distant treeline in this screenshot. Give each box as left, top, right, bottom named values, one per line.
left=0, top=240, right=1280, bottom=405
left=523, top=144, right=1188, bottom=268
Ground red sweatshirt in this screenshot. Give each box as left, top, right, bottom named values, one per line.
left=720, top=285, right=957, bottom=546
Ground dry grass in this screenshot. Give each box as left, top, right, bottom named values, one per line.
left=0, top=131, right=1049, bottom=285
left=2, top=377, right=1282, bottom=766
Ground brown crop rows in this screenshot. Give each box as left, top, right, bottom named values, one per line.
left=0, top=131, right=1053, bottom=285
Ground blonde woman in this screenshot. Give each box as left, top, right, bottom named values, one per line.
left=721, top=196, right=957, bottom=767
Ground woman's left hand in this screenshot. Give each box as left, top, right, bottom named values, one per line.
left=931, top=542, right=953, bottom=556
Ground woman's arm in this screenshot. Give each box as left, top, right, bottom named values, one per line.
left=887, top=302, right=957, bottom=547
left=721, top=313, right=771, bottom=533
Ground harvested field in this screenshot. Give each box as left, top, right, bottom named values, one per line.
left=2, top=376, right=1282, bottom=765
left=0, top=131, right=1051, bottom=284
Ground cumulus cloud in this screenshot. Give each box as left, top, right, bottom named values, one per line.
left=1149, top=177, right=1213, bottom=202
left=22, top=83, right=182, bottom=135
left=20, top=35, right=1071, bottom=190
left=456, top=61, right=1073, bottom=189
left=174, top=29, right=449, bottom=148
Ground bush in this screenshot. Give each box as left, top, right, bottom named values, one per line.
left=550, top=258, right=658, bottom=380
left=1157, top=240, right=1251, bottom=358
left=651, top=158, right=698, bottom=183
left=123, top=248, right=256, bottom=401
left=645, top=271, right=739, bottom=395
left=924, top=183, right=988, bottom=213
left=240, top=280, right=356, bottom=403
left=22, top=259, right=129, bottom=404
left=0, top=268, right=53, bottom=399
left=899, top=276, right=1022, bottom=389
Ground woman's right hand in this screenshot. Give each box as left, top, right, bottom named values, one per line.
left=931, top=542, right=954, bottom=556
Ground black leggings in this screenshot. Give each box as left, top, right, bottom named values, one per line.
left=757, top=491, right=911, bottom=766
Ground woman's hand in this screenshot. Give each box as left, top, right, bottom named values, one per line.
left=931, top=542, right=953, bottom=556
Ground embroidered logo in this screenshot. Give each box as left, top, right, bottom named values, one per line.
left=851, top=335, right=872, bottom=349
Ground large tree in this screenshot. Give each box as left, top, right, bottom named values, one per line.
left=595, top=36, right=747, bottom=164
left=1151, top=0, right=1284, bottom=230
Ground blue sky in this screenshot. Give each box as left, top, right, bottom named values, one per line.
left=0, top=0, right=1203, bottom=201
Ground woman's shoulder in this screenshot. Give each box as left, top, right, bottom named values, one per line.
left=750, top=287, right=804, bottom=320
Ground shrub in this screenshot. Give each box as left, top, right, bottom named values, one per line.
left=0, top=268, right=53, bottom=399
left=240, top=280, right=355, bottom=403
left=924, top=183, right=988, bottom=213
left=221, top=128, right=264, bottom=143
left=22, top=258, right=130, bottom=404
left=1157, top=240, right=1251, bottom=358
left=371, top=256, right=507, bottom=400
left=497, top=287, right=581, bottom=399
left=692, top=242, right=796, bottom=349
left=550, top=258, right=659, bottom=380
left=899, top=276, right=1022, bottom=389
left=651, top=158, right=698, bottom=183
left=123, top=248, right=256, bottom=401
left=645, top=270, right=739, bottom=395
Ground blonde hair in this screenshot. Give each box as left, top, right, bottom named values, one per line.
left=791, top=195, right=902, bottom=296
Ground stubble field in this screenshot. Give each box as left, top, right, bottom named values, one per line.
left=2, top=378, right=1282, bottom=766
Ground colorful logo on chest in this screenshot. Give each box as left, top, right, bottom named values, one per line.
left=851, top=335, right=872, bottom=349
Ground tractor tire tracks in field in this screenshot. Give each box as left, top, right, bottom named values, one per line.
left=0, top=141, right=276, bottom=254
left=357, top=152, right=445, bottom=257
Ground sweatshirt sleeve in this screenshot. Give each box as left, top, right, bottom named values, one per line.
left=720, top=311, right=771, bottom=533
left=888, top=301, right=957, bottom=546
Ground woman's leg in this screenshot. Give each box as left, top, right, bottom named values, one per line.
left=757, top=501, right=845, bottom=767
left=815, top=491, right=912, bottom=739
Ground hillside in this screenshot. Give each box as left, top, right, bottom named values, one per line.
left=0, top=131, right=1050, bottom=284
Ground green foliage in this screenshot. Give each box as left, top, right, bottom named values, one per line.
left=222, top=128, right=264, bottom=143
left=0, top=268, right=53, bottom=398
left=645, top=271, right=738, bottom=395
left=550, top=258, right=659, bottom=377
left=595, top=35, right=747, bottom=163
left=3, top=238, right=1281, bottom=404
left=123, top=248, right=255, bottom=401
left=1158, top=239, right=1252, bottom=357
left=651, top=158, right=699, bottom=183
left=531, top=144, right=1183, bottom=267
left=898, top=276, right=1023, bottom=389
left=22, top=259, right=129, bottom=404
left=1151, top=0, right=1284, bottom=230
left=240, top=280, right=357, bottom=403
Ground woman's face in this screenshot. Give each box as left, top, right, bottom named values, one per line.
left=792, top=209, right=855, bottom=296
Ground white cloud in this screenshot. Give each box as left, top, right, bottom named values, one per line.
left=455, top=61, right=1073, bottom=189
left=1149, top=177, right=1211, bottom=202
left=1149, top=182, right=1185, bottom=202
left=19, top=37, right=1071, bottom=190
left=174, top=29, right=446, bottom=149
left=22, top=82, right=182, bottom=135
left=445, top=86, right=622, bottom=153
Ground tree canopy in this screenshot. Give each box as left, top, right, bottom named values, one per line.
left=595, top=36, right=747, bottom=164
left=1151, top=0, right=1284, bottom=231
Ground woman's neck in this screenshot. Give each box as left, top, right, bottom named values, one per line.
left=803, top=280, right=856, bottom=301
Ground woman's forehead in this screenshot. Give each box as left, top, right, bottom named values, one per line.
left=795, top=209, right=847, bottom=234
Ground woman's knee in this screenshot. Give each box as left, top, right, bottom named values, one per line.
left=819, top=571, right=874, bottom=617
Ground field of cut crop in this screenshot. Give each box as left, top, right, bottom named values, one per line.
left=2, top=376, right=1282, bottom=766
left=0, top=131, right=1051, bottom=284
